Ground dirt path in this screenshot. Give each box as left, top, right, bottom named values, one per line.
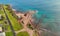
left=15, top=21, right=34, bottom=36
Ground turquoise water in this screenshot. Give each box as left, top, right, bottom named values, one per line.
left=0, top=0, right=60, bottom=35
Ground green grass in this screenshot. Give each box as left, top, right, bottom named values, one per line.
left=5, top=32, right=13, bottom=36
left=0, top=7, right=11, bottom=31
left=4, top=5, right=23, bottom=31
left=4, top=24, right=11, bottom=31
left=6, top=31, right=29, bottom=36
left=16, top=31, right=29, bottom=36
left=0, top=9, right=4, bottom=14
left=0, top=9, right=5, bottom=23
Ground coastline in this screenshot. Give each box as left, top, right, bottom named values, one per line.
left=12, top=7, right=37, bottom=36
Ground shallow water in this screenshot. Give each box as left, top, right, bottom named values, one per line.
left=0, top=0, right=60, bottom=36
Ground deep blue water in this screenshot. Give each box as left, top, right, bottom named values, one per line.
left=0, top=0, right=60, bottom=35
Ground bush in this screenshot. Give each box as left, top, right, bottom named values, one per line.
left=27, top=24, right=33, bottom=30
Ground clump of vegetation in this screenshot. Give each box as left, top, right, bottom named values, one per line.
left=33, top=30, right=38, bottom=36
left=0, top=15, right=4, bottom=21
left=27, top=24, right=33, bottom=30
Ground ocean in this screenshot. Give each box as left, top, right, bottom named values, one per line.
left=0, top=0, right=60, bottom=36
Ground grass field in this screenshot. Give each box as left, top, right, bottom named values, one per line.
left=5, top=32, right=13, bottom=36
left=16, top=31, right=29, bottom=36
left=4, top=5, right=23, bottom=31
left=0, top=7, right=11, bottom=31
left=6, top=31, right=29, bottom=36
left=0, top=9, right=6, bottom=23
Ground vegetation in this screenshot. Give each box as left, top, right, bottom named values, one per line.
left=33, top=30, right=38, bottom=36
left=0, top=4, right=30, bottom=36
left=0, top=6, right=11, bottom=31
left=1, top=4, right=57, bottom=36
left=16, top=31, right=29, bottom=36
left=5, top=32, right=13, bottom=36
left=27, top=24, right=33, bottom=30
left=4, top=5, right=23, bottom=31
